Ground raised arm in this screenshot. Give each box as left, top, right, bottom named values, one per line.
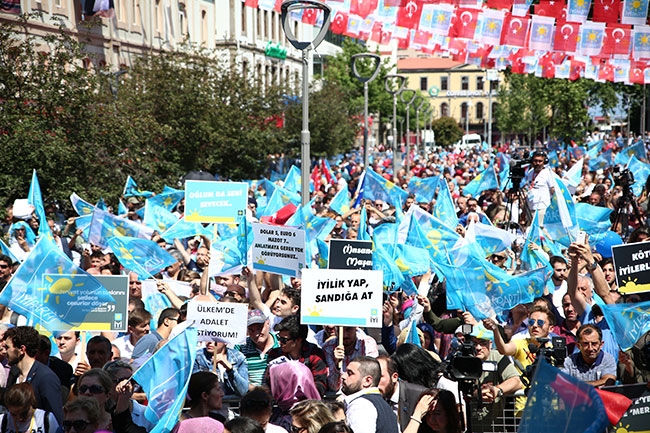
left=483, top=318, right=517, bottom=357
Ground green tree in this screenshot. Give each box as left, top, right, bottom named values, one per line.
left=431, top=116, right=464, bottom=147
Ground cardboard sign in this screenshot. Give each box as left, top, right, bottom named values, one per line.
left=328, top=239, right=373, bottom=270
left=184, top=181, right=248, bottom=223
left=300, top=269, right=383, bottom=328
left=186, top=301, right=248, bottom=344
left=612, top=242, right=650, bottom=294
left=67, top=275, right=129, bottom=332
left=251, top=223, right=305, bottom=277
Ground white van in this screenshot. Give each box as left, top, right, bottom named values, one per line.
left=460, top=134, right=482, bottom=149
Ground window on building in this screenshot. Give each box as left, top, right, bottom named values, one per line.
left=490, top=80, right=499, bottom=91
left=272, top=11, right=277, bottom=40
left=476, top=76, right=484, bottom=91
left=242, top=60, right=249, bottom=82
left=461, top=76, right=469, bottom=90
left=476, top=102, right=484, bottom=119
left=264, top=10, right=269, bottom=39
left=257, top=7, right=262, bottom=39
left=201, top=10, right=207, bottom=44
left=440, top=103, right=449, bottom=117
left=461, top=102, right=468, bottom=119
left=420, top=76, right=428, bottom=91
left=241, top=3, right=246, bottom=35
left=441, top=76, right=448, bottom=91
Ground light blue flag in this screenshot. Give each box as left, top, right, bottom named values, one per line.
left=217, top=223, right=238, bottom=240
left=487, top=268, right=547, bottom=317
left=575, top=203, right=613, bottom=245
left=88, top=208, right=154, bottom=248
left=372, top=221, right=399, bottom=247
left=0, top=238, right=115, bottom=330
left=143, top=200, right=179, bottom=233
left=543, top=176, right=579, bottom=246
left=433, top=178, right=459, bottom=229
left=587, top=138, right=604, bottom=151
left=118, top=199, right=128, bottom=216
left=408, top=175, right=440, bottom=203
left=627, top=155, right=650, bottom=196
left=0, top=239, right=19, bottom=264
left=373, top=244, right=405, bottom=292
left=615, top=140, right=647, bottom=166
left=286, top=205, right=336, bottom=242
left=467, top=222, right=516, bottom=256
left=393, top=244, right=430, bottom=278
left=95, top=198, right=108, bottom=211
left=316, top=238, right=329, bottom=269
left=123, top=175, right=154, bottom=198
left=357, top=207, right=371, bottom=241
left=563, top=158, right=584, bottom=188
left=283, top=165, right=301, bottom=193
left=599, top=299, right=650, bottom=351
left=70, top=193, right=96, bottom=216
left=363, top=169, right=409, bottom=211
left=329, top=188, right=351, bottom=216
left=162, top=185, right=183, bottom=194
left=430, top=260, right=484, bottom=313
left=212, top=237, right=245, bottom=274
left=462, top=160, right=499, bottom=197
left=270, top=170, right=284, bottom=182
left=519, top=212, right=550, bottom=271
left=588, top=149, right=613, bottom=171
left=161, top=219, right=213, bottom=242
left=259, top=185, right=300, bottom=218
left=237, top=217, right=252, bottom=266
left=519, top=360, right=609, bottom=433
left=262, top=179, right=277, bottom=198
left=569, top=146, right=586, bottom=159
left=148, top=191, right=184, bottom=212
left=402, top=206, right=464, bottom=264
left=132, top=327, right=198, bottom=433
left=107, top=236, right=177, bottom=280
left=405, top=318, right=422, bottom=346
left=28, top=170, right=52, bottom=240
left=499, top=164, right=510, bottom=189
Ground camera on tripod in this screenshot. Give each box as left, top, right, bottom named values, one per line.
left=613, top=166, right=635, bottom=188
left=447, top=324, right=484, bottom=394
left=508, top=151, right=531, bottom=191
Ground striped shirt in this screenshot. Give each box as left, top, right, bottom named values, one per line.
left=237, top=333, right=279, bottom=387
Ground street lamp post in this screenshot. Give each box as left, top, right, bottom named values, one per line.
left=400, top=89, right=417, bottom=174
left=415, top=96, right=426, bottom=159
left=351, top=53, right=381, bottom=171
left=465, top=101, right=473, bottom=135
left=384, top=74, right=406, bottom=179
left=486, top=69, right=499, bottom=148
left=281, top=0, right=331, bottom=205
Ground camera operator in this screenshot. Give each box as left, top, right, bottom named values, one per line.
left=561, top=324, right=616, bottom=388
left=470, top=325, right=524, bottom=432
left=523, top=151, right=555, bottom=226
left=483, top=305, right=555, bottom=416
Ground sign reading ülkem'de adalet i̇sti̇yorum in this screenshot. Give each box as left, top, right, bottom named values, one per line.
left=184, top=180, right=248, bottom=223
left=300, top=269, right=383, bottom=328
left=186, top=301, right=248, bottom=344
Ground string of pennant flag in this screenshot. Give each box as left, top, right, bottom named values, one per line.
left=246, top=0, right=650, bottom=84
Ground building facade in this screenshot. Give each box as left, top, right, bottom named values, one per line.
left=396, top=56, right=501, bottom=142
left=0, top=0, right=338, bottom=89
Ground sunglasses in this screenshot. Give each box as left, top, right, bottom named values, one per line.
left=63, top=420, right=90, bottom=432
left=291, top=426, right=306, bottom=433
left=278, top=336, right=294, bottom=344
left=78, top=384, right=105, bottom=394
left=225, top=291, right=242, bottom=298
left=527, top=319, right=545, bottom=328
left=0, top=264, right=8, bottom=269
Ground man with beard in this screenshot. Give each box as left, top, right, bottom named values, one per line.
left=376, top=355, right=426, bottom=432
left=342, top=356, right=398, bottom=433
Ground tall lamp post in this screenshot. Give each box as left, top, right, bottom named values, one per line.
left=400, top=89, right=417, bottom=174
left=351, top=53, right=381, bottom=170
left=465, top=101, right=473, bottom=135
left=414, top=96, right=426, bottom=159
left=385, top=74, right=406, bottom=178
left=486, top=69, right=499, bottom=148
left=281, top=0, right=331, bottom=205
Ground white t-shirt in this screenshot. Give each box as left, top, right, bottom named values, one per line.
left=0, top=409, right=59, bottom=433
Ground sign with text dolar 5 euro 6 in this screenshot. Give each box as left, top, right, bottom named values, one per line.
left=252, top=223, right=305, bottom=277
left=300, top=269, right=383, bottom=328
left=184, top=180, right=248, bottom=223
left=186, top=301, right=248, bottom=344
left=612, top=241, right=650, bottom=295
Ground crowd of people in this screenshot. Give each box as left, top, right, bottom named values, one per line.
left=0, top=131, right=649, bottom=433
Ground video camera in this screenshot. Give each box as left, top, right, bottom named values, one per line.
left=521, top=337, right=567, bottom=392
left=508, top=150, right=531, bottom=191
left=447, top=324, right=485, bottom=394
left=613, top=166, right=635, bottom=189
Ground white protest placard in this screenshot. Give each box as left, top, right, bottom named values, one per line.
left=186, top=301, right=248, bottom=344
left=251, top=223, right=305, bottom=277
left=300, top=269, right=383, bottom=328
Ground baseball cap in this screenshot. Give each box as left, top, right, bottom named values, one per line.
left=248, top=309, right=267, bottom=327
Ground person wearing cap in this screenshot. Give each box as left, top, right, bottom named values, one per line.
left=235, top=309, right=279, bottom=389
left=470, top=324, right=523, bottom=432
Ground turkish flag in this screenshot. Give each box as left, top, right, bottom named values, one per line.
left=553, top=20, right=580, bottom=53
left=413, top=29, right=432, bottom=45
left=601, top=24, right=632, bottom=57
left=593, top=0, right=621, bottom=23
left=486, top=0, right=512, bottom=9
left=244, top=0, right=259, bottom=8
left=302, top=8, right=319, bottom=25
left=384, top=0, right=403, bottom=6
left=274, top=0, right=282, bottom=12
left=630, top=62, right=646, bottom=84
left=350, top=0, right=378, bottom=19
left=330, top=11, right=349, bottom=34
left=599, top=62, right=615, bottom=81
left=570, top=59, right=585, bottom=80
left=397, top=36, right=410, bottom=49
left=535, top=0, right=566, bottom=19
left=450, top=8, right=480, bottom=39
left=396, top=1, right=423, bottom=30
left=369, top=21, right=383, bottom=43
left=501, top=13, right=530, bottom=47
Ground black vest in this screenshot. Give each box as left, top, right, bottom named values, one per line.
left=360, top=393, right=400, bottom=433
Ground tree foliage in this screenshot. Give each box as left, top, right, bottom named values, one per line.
left=431, top=116, right=464, bottom=147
